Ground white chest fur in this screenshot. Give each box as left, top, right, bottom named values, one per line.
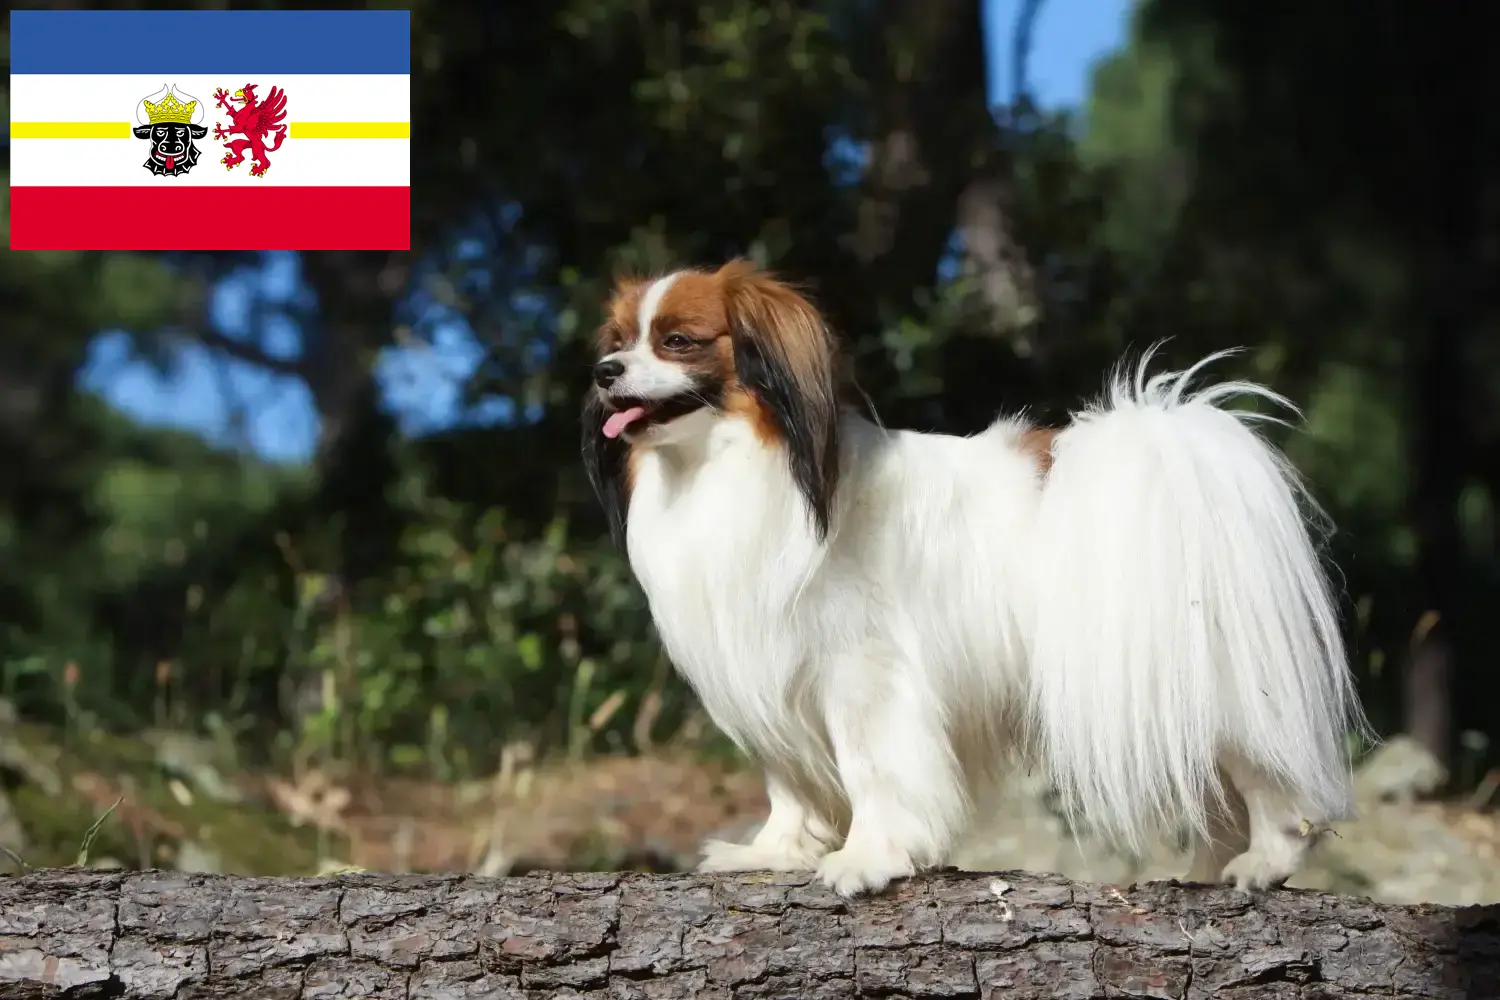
left=625, top=417, right=829, bottom=759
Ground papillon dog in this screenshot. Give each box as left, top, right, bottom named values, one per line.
left=582, top=259, right=1365, bottom=897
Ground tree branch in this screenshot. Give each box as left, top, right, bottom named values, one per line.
left=1010, top=0, right=1046, bottom=108
left=1, top=868, right=1495, bottom=998
left=189, top=327, right=307, bottom=378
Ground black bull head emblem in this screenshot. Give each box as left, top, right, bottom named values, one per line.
left=133, top=121, right=208, bottom=177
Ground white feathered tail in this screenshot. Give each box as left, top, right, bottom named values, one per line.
left=1028, top=347, right=1365, bottom=852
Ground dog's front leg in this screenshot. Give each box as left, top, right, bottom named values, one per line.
left=815, top=656, right=969, bottom=897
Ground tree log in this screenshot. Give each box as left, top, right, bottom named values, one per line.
left=1, top=867, right=1496, bottom=999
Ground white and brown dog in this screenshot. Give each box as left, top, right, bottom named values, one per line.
left=582, top=259, right=1365, bottom=896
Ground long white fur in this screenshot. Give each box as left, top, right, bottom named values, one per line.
left=1028, top=346, right=1366, bottom=857
left=608, top=274, right=1365, bottom=896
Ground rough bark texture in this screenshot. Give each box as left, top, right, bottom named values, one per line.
left=1, top=868, right=1497, bottom=999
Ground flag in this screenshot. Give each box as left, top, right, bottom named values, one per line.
left=7, top=10, right=410, bottom=251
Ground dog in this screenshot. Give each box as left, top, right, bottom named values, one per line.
left=581, top=259, right=1365, bottom=896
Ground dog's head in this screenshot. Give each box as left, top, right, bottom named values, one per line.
left=582, top=259, right=842, bottom=542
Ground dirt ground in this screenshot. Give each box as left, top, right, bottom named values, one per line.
left=3, top=712, right=1497, bottom=907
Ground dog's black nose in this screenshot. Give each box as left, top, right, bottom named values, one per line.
left=593, top=358, right=625, bottom=388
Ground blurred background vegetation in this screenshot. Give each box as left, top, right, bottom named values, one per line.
left=1, top=0, right=1498, bottom=896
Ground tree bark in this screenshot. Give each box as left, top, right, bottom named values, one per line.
left=1, top=868, right=1496, bottom=999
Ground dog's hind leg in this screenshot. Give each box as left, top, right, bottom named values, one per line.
left=1215, top=753, right=1323, bottom=890
left=1185, top=762, right=1250, bottom=883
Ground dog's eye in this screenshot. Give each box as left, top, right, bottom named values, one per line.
left=662, top=333, right=693, bottom=350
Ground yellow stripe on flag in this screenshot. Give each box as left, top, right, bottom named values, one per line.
left=11, top=122, right=132, bottom=139
left=10, top=121, right=410, bottom=140
left=291, top=122, right=409, bottom=139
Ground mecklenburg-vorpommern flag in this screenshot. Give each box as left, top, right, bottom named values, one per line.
left=8, top=10, right=410, bottom=251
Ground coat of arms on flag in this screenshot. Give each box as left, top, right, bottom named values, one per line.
left=213, top=84, right=290, bottom=177
left=133, top=85, right=209, bottom=177
left=8, top=10, right=411, bottom=251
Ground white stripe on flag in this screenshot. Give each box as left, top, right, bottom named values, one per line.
left=10, top=137, right=409, bottom=187
left=10, top=74, right=409, bottom=128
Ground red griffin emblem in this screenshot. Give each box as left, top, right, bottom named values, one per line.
left=213, top=83, right=288, bottom=177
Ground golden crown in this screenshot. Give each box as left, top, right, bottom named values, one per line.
left=144, top=92, right=197, bottom=125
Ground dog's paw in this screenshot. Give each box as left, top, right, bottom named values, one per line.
left=697, top=839, right=765, bottom=873
left=697, top=838, right=821, bottom=874
left=815, top=844, right=915, bottom=897
left=1220, top=849, right=1296, bottom=892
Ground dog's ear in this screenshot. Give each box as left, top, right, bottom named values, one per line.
left=580, top=275, right=653, bottom=547
left=721, top=261, right=841, bottom=540
left=581, top=390, right=631, bottom=549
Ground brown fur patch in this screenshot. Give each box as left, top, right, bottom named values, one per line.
left=1018, top=426, right=1060, bottom=478
left=716, top=260, right=842, bottom=537
left=643, top=273, right=738, bottom=389
left=721, top=385, right=781, bottom=444
left=672, top=262, right=830, bottom=448
left=624, top=445, right=643, bottom=494
left=651, top=270, right=729, bottom=341
left=716, top=261, right=838, bottom=389
left=598, top=277, right=648, bottom=352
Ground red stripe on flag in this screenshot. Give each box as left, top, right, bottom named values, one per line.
left=8, top=186, right=410, bottom=251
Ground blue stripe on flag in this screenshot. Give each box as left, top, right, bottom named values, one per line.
left=9, top=10, right=410, bottom=76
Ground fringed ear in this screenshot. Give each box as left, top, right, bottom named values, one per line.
left=721, top=262, right=842, bottom=540
left=580, top=275, right=650, bottom=548
left=581, top=390, right=631, bottom=549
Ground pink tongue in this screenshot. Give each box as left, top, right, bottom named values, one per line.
left=602, top=406, right=647, bottom=440
left=165, top=155, right=176, bottom=170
